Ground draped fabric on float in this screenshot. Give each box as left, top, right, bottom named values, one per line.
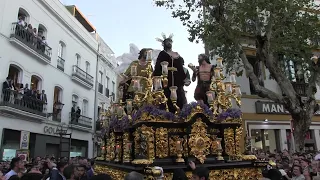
left=153, top=50, right=187, bottom=113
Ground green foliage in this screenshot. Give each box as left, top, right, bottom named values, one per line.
left=154, top=0, right=320, bottom=76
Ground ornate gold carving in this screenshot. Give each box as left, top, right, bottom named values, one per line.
left=155, top=127, right=169, bottom=158
left=235, top=126, right=243, bottom=156
left=210, top=135, right=218, bottom=154
left=122, top=132, right=131, bottom=162
left=96, top=164, right=262, bottom=180
left=183, top=135, right=188, bottom=156
left=184, top=105, right=208, bottom=122
left=242, top=155, right=257, bottom=160
left=168, top=128, right=184, bottom=133
left=131, top=159, right=153, bottom=165
left=133, top=125, right=155, bottom=163
left=95, top=165, right=126, bottom=179
left=188, top=118, right=211, bottom=163
left=224, top=128, right=235, bottom=157
left=106, top=132, right=115, bottom=161
left=221, top=117, right=242, bottom=124
left=169, top=135, right=179, bottom=156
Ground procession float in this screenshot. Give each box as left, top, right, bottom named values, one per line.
left=95, top=45, right=266, bottom=179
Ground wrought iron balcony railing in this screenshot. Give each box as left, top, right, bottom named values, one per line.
left=0, top=89, right=46, bottom=116
left=72, top=65, right=94, bottom=86
left=69, top=112, right=92, bottom=128
left=57, top=56, right=65, bottom=71
left=10, top=22, right=52, bottom=61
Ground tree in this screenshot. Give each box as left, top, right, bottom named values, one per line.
left=154, top=0, right=320, bottom=151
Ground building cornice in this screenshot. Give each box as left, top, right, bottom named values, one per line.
left=38, top=0, right=98, bottom=54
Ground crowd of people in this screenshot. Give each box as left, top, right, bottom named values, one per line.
left=3, top=150, right=320, bottom=179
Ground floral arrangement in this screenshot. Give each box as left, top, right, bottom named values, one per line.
left=179, top=102, right=213, bottom=120
left=216, top=108, right=242, bottom=122
left=108, top=115, right=130, bottom=132
left=132, top=104, right=175, bottom=121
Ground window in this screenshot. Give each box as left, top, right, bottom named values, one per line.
left=57, top=41, right=66, bottom=71
left=105, top=77, right=110, bottom=97
left=72, top=94, right=78, bottom=106
left=8, top=64, right=23, bottom=86
left=37, top=24, right=47, bottom=38
left=85, top=61, right=90, bottom=74
left=53, top=86, right=63, bottom=122
left=98, top=71, right=103, bottom=84
left=112, top=81, right=115, bottom=101
left=31, top=75, right=42, bottom=90
left=82, top=99, right=88, bottom=117
left=76, top=54, right=81, bottom=67
left=250, top=129, right=281, bottom=152
left=247, top=56, right=264, bottom=95
left=17, top=8, right=30, bottom=25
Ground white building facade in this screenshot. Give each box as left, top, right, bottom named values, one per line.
left=212, top=46, right=320, bottom=153
left=0, top=0, right=117, bottom=159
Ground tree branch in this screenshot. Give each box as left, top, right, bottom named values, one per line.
left=237, top=46, right=285, bottom=103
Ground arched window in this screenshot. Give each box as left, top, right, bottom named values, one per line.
left=82, top=99, right=88, bottom=117
left=31, top=75, right=42, bottom=90
left=7, top=64, right=23, bottom=88
left=57, top=41, right=66, bottom=71
left=17, top=8, right=30, bottom=25
left=72, top=94, right=79, bottom=107
left=53, top=86, right=62, bottom=103
left=76, top=54, right=81, bottom=67
left=85, top=61, right=90, bottom=74
left=37, top=24, right=47, bottom=38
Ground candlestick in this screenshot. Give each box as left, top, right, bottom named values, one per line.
left=160, top=61, right=169, bottom=75
left=146, top=50, right=152, bottom=61
left=206, top=91, right=215, bottom=103
left=169, top=86, right=178, bottom=101
left=176, top=140, right=181, bottom=150
left=214, top=68, right=221, bottom=79
left=216, top=57, right=223, bottom=68
left=230, top=71, right=236, bottom=83
left=225, top=82, right=232, bottom=94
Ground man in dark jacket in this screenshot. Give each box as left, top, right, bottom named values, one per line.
left=50, top=161, right=68, bottom=180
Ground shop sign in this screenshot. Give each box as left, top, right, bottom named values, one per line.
left=19, top=131, right=30, bottom=150
left=255, top=101, right=320, bottom=115
left=43, top=126, right=67, bottom=135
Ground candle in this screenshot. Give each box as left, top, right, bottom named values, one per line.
left=161, top=61, right=169, bottom=75
left=216, top=57, right=223, bottom=68
left=230, top=71, right=236, bottom=83
left=214, top=68, right=221, bottom=78
left=131, top=65, right=137, bottom=76
left=133, top=79, right=140, bottom=91
left=146, top=50, right=152, bottom=61
left=116, top=145, right=120, bottom=153
left=176, top=141, right=181, bottom=151
left=234, top=85, right=241, bottom=96
left=169, top=86, right=178, bottom=101
left=225, top=82, right=232, bottom=94
left=117, top=106, right=123, bottom=116
left=206, top=91, right=215, bottom=103
left=127, top=143, right=132, bottom=152
left=126, top=99, right=133, bottom=113
left=216, top=138, right=222, bottom=149
left=153, top=76, right=162, bottom=91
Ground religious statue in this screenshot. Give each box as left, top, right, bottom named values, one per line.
left=136, top=133, right=148, bottom=159
left=119, top=48, right=153, bottom=102
left=153, top=33, right=186, bottom=113
left=190, top=54, right=215, bottom=107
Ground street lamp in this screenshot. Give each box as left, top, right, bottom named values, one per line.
left=54, top=102, right=65, bottom=111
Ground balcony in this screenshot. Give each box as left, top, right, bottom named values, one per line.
left=98, top=83, right=103, bottom=94
left=71, top=65, right=94, bottom=89
left=0, top=89, right=47, bottom=122
left=105, top=88, right=109, bottom=97
left=57, top=56, right=65, bottom=72
left=292, top=82, right=308, bottom=96
left=69, top=112, right=92, bottom=131
left=9, top=23, right=52, bottom=64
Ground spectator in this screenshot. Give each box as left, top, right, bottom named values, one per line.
left=191, top=167, right=209, bottom=180
left=124, top=171, right=144, bottom=180
left=5, top=158, right=23, bottom=180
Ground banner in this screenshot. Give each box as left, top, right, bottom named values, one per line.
left=19, top=131, right=30, bottom=150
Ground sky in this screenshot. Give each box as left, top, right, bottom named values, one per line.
left=61, top=0, right=204, bottom=102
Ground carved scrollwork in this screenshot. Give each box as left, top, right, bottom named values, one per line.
left=188, top=118, right=211, bottom=163
left=155, top=127, right=169, bottom=158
